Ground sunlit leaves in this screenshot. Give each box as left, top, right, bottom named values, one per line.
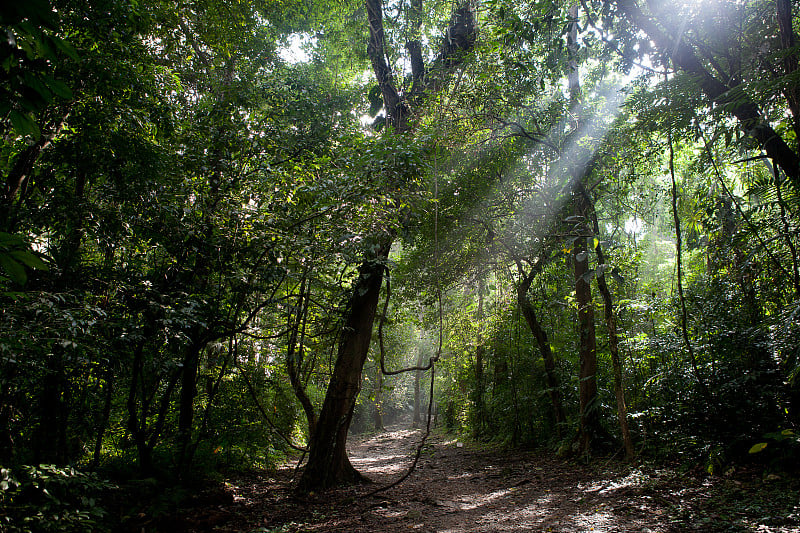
left=0, top=232, right=48, bottom=286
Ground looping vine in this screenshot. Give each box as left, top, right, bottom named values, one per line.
left=377, top=265, right=438, bottom=376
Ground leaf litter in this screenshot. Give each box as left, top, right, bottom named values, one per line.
left=157, top=425, right=800, bottom=532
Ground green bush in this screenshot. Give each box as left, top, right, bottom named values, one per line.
left=0, top=464, right=116, bottom=532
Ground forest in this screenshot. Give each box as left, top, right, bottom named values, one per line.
left=1, top=0, right=799, bottom=531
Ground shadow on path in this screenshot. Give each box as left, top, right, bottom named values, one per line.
left=193, top=424, right=798, bottom=532
left=329, top=425, right=673, bottom=532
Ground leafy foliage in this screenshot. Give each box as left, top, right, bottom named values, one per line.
left=0, top=464, right=116, bottom=532
left=1, top=0, right=799, bottom=526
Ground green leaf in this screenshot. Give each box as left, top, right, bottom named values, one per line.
left=24, top=72, right=53, bottom=103
left=748, top=442, right=768, bottom=454
left=8, top=110, right=40, bottom=137
left=0, top=255, right=27, bottom=285
left=10, top=250, right=49, bottom=271
left=49, top=35, right=79, bottom=61
left=0, top=232, right=25, bottom=247
left=44, top=76, right=73, bottom=100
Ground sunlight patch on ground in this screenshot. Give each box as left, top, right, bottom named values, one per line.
left=454, top=487, right=513, bottom=511
left=351, top=454, right=406, bottom=465
left=476, top=504, right=621, bottom=532
left=569, top=510, right=615, bottom=532
left=350, top=456, right=409, bottom=475
left=580, top=468, right=657, bottom=495
left=348, top=428, right=424, bottom=476
left=350, top=453, right=408, bottom=473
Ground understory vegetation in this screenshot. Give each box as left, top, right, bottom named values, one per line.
left=1, top=0, right=799, bottom=529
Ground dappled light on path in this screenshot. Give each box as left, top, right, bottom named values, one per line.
left=349, top=427, right=421, bottom=477
left=209, top=424, right=798, bottom=532
left=339, top=425, right=672, bottom=532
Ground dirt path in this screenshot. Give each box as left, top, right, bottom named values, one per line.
left=342, top=427, right=671, bottom=532
left=176, top=425, right=799, bottom=532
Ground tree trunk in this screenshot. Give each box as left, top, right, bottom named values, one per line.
left=413, top=347, right=423, bottom=427
left=126, top=339, right=151, bottom=474
left=297, top=239, right=391, bottom=491
left=473, top=278, right=486, bottom=437
left=667, top=103, right=713, bottom=402
left=288, top=273, right=317, bottom=436
left=2, top=115, right=69, bottom=231
left=126, top=335, right=182, bottom=476
left=573, top=218, right=599, bottom=455
left=295, top=0, right=477, bottom=492
left=91, top=370, right=115, bottom=468
left=777, top=0, right=800, bottom=145
left=373, top=360, right=385, bottom=431
left=177, top=339, right=205, bottom=474
left=33, top=351, right=68, bottom=464
left=774, top=164, right=800, bottom=300
left=582, top=186, right=634, bottom=460
left=517, top=270, right=567, bottom=431
left=566, top=2, right=600, bottom=455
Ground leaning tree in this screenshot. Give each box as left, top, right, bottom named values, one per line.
left=297, top=0, right=478, bottom=490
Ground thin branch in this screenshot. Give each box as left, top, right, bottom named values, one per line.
left=378, top=267, right=436, bottom=375
left=233, top=354, right=307, bottom=453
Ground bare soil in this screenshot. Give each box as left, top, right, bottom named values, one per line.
left=159, top=425, right=800, bottom=532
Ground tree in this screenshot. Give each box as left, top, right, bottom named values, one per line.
left=297, top=0, right=478, bottom=491
left=609, top=0, right=800, bottom=185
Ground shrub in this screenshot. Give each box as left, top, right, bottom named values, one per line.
left=0, top=464, right=116, bottom=532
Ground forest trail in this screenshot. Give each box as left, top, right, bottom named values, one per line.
left=341, top=426, right=671, bottom=532
left=177, top=423, right=797, bottom=533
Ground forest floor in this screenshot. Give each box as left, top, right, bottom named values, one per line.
left=153, top=425, right=800, bottom=533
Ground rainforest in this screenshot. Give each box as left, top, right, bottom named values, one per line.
left=1, top=0, right=799, bottom=531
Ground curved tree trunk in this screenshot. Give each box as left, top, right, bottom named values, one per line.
left=287, top=273, right=317, bottom=436
left=297, top=239, right=391, bottom=491
left=613, top=0, right=800, bottom=185
left=581, top=186, right=634, bottom=460
left=297, top=0, right=476, bottom=493
left=516, top=267, right=566, bottom=431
